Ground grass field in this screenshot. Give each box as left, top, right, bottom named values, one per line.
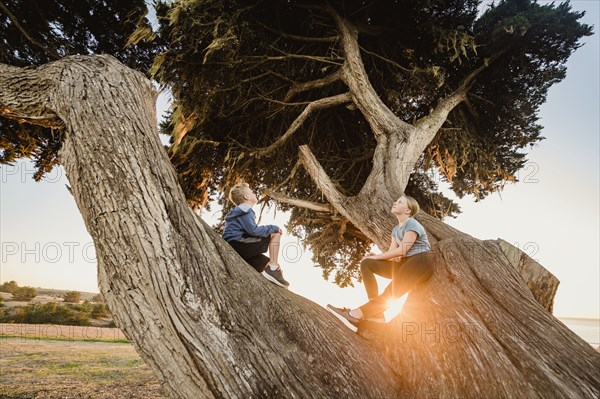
left=0, top=324, right=166, bottom=398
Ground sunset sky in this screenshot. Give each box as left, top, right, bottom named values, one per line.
left=0, top=1, right=598, bottom=319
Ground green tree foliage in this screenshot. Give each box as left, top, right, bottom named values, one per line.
left=7, top=302, right=92, bottom=326
left=144, top=0, right=590, bottom=285
left=0, top=301, right=111, bottom=325
left=0, top=0, right=158, bottom=179
left=92, top=303, right=110, bottom=318
left=62, top=291, right=81, bottom=303
left=0, top=280, right=19, bottom=294
left=91, top=293, right=104, bottom=303
left=12, top=286, right=37, bottom=301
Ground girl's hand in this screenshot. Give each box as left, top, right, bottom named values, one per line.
left=362, top=253, right=377, bottom=260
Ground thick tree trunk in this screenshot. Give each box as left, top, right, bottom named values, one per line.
left=0, top=56, right=398, bottom=398
left=1, top=56, right=598, bottom=398
left=488, top=239, right=559, bottom=312
left=356, top=236, right=598, bottom=398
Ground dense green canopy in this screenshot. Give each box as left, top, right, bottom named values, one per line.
left=0, top=0, right=156, bottom=178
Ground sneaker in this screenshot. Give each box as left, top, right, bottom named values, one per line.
left=261, top=267, right=290, bottom=288
left=326, top=305, right=361, bottom=330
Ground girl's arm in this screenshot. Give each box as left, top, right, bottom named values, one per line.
left=367, top=231, right=418, bottom=260
left=388, top=233, right=399, bottom=252
left=365, top=233, right=399, bottom=258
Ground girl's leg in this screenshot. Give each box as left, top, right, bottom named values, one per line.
left=360, top=258, right=397, bottom=300
left=358, top=252, right=434, bottom=319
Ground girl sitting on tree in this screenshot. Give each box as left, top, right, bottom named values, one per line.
left=328, top=195, right=434, bottom=328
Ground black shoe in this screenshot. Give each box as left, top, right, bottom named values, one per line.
left=326, top=304, right=361, bottom=330
left=261, top=267, right=290, bottom=288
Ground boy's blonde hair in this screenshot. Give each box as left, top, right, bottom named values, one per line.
left=229, top=182, right=251, bottom=205
left=404, top=195, right=420, bottom=216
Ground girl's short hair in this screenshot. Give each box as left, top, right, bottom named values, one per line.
left=404, top=195, right=420, bottom=216
left=229, top=182, right=250, bottom=205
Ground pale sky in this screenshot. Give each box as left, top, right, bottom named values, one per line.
left=0, top=1, right=598, bottom=319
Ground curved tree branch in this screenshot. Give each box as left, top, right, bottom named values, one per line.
left=327, top=7, right=410, bottom=140
left=262, top=188, right=333, bottom=213
left=284, top=69, right=342, bottom=101
left=1, top=55, right=401, bottom=399
left=253, top=92, right=352, bottom=158
left=298, top=144, right=347, bottom=208
left=0, top=1, right=60, bottom=60
left=358, top=44, right=413, bottom=74
left=415, top=48, right=511, bottom=133
left=243, top=53, right=343, bottom=66
left=414, top=88, right=468, bottom=133
left=405, top=48, right=514, bottom=168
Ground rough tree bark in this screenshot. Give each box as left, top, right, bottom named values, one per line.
left=1, top=55, right=598, bottom=398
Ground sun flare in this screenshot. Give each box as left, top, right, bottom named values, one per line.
left=384, top=293, right=409, bottom=321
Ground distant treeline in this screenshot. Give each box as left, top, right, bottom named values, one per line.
left=0, top=301, right=113, bottom=327
left=0, top=280, right=103, bottom=303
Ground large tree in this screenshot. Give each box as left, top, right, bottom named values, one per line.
left=1, top=54, right=599, bottom=399
left=1, top=0, right=599, bottom=397
left=146, top=0, right=592, bottom=285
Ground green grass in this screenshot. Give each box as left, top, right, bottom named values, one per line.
left=58, top=362, right=82, bottom=369
left=1, top=339, right=165, bottom=398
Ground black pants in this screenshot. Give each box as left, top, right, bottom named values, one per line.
left=228, top=236, right=271, bottom=272
left=359, top=252, right=434, bottom=318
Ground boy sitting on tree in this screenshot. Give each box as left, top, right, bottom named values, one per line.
left=222, top=182, right=289, bottom=288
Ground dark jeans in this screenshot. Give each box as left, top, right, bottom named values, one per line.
left=228, top=236, right=271, bottom=272
left=359, top=251, right=434, bottom=319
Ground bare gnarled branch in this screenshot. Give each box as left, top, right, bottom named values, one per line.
left=326, top=8, right=410, bottom=140
left=263, top=188, right=333, bottom=213
left=284, top=70, right=342, bottom=101
left=415, top=48, right=510, bottom=134
left=298, top=144, right=346, bottom=207
left=244, top=53, right=343, bottom=66
left=253, top=92, right=352, bottom=157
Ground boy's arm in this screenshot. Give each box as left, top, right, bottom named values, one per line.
left=238, top=212, right=279, bottom=237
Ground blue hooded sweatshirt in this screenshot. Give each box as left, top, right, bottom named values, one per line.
left=222, top=203, right=280, bottom=242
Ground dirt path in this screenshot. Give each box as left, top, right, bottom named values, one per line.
left=0, top=338, right=166, bottom=399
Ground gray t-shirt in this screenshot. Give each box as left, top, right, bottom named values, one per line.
left=392, top=218, right=431, bottom=257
